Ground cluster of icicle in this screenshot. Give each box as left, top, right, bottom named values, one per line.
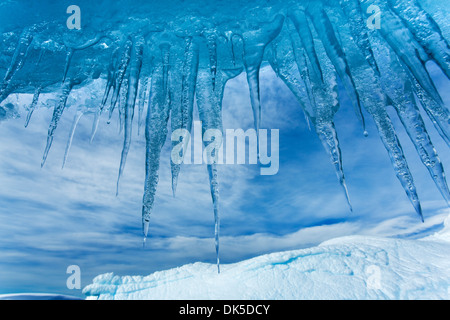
left=0, top=0, right=449, bottom=273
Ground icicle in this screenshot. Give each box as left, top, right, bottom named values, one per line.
left=0, top=28, right=33, bottom=103
left=266, top=24, right=315, bottom=119
left=307, top=5, right=366, bottom=133
left=313, top=67, right=353, bottom=212
left=2, top=29, right=33, bottom=84
left=315, top=121, right=353, bottom=212
left=373, top=108, right=424, bottom=221
left=392, top=96, right=450, bottom=205
left=268, top=21, right=318, bottom=133
left=339, top=0, right=380, bottom=75
left=388, top=0, right=450, bottom=79
left=108, top=38, right=133, bottom=122
left=142, top=53, right=172, bottom=244
left=359, top=0, right=443, bottom=106
left=340, top=17, right=425, bottom=220
left=290, top=9, right=355, bottom=213
left=62, top=110, right=83, bottom=169
left=116, top=37, right=144, bottom=196
left=41, top=81, right=74, bottom=167
left=375, top=38, right=450, bottom=205
left=196, top=34, right=243, bottom=271
left=394, top=40, right=450, bottom=146
left=170, top=37, right=199, bottom=196
left=62, top=48, right=74, bottom=83
left=241, top=14, right=284, bottom=134
left=208, top=164, right=220, bottom=273
left=24, top=86, right=41, bottom=128
left=91, top=48, right=120, bottom=142
left=289, top=9, right=323, bottom=82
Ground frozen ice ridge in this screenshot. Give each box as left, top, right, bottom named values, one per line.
left=82, top=213, right=450, bottom=300
left=1, top=0, right=450, bottom=271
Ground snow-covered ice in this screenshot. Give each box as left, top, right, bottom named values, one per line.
left=82, top=214, right=450, bottom=300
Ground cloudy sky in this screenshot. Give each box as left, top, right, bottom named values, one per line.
left=0, top=62, right=449, bottom=297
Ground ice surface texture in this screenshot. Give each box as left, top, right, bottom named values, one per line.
left=0, top=0, right=449, bottom=271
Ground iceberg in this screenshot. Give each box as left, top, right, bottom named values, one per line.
left=0, top=0, right=449, bottom=272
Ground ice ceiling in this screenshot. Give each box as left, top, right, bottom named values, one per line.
left=0, top=0, right=449, bottom=272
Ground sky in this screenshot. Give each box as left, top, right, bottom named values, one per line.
left=0, top=62, right=449, bottom=298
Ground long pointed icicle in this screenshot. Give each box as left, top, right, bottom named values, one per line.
left=196, top=64, right=223, bottom=273
left=142, top=48, right=172, bottom=244
left=197, top=34, right=247, bottom=271
left=307, top=5, right=366, bottom=133
left=312, top=47, right=353, bottom=212
left=2, top=30, right=33, bottom=83
left=315, top=121, right=353, bottom=212
left=373, top=109, right=424, bottom=221
left=62, top=110, right=83, bottom=169
left=24, top=86, right=41, bottom=128
left=242, top=14, right=284, bottom=134
left=41, top=81, right=74, bottom=167
left=269, top=22, right=353, bottom=212
left=388, top=0, right=450, bottom=79
left=116, top=37, right=144, bottom=196
left=208, top=164, right=220, bottom=273
left=392, top=95, right=450, bottom=205
left=171, top=37, right=199, bottom=196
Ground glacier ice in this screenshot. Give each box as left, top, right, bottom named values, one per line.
left=0, top=0, right=449, bottom=272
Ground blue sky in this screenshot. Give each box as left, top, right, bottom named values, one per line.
left=0, top=63, right=449, bottom=298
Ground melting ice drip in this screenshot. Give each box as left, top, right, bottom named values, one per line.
left=0, top=0, right=449, bottom=273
